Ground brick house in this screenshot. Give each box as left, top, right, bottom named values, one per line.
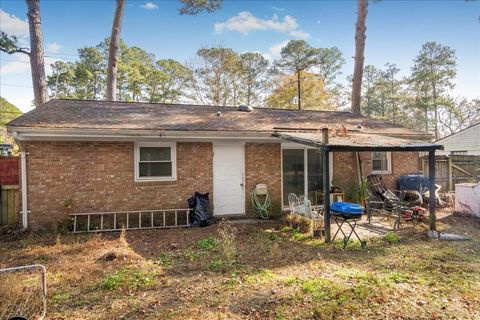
left=7, top=99, right=435, bottom=230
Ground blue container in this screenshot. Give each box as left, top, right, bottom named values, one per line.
left=331, top=202, right=364, bottom=219
left=399, top=174, right=430, bottom=193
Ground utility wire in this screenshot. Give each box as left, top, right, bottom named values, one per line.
left=1, top=83, right=34, bottom=88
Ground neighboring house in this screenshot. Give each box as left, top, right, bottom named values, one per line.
left=7, top=99, right=434, bottom=229
left=435, top=122, right=480, bottom=156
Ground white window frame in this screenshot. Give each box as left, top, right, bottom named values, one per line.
left=371, top=151, right=392, bottom=174
left=134, top=142, right=177, bottom=182
left=281, top=144, right=333, bottom=209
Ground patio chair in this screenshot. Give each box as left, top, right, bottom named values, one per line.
left=288, top=193, right=323, bottom=236
left=365, top=174, right=411, bottom=229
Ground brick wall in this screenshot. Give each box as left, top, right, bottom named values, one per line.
left=21, top=140, right=419, bottom=229
left=245, top=143, right=282, bottom=217
left=333, top=151, right=420, bottom=200
left=0, top=156, right=19, bottom=185
left=23, top=141, right=213, bottom=229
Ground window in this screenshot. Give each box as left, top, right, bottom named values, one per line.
left=371, top=151, right=391, bottom=174
left=135, top=142, right=176, bottom=181
left=282, top=147, right=327, bottom=207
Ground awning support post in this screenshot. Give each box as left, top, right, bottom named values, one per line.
left=428, top=150, right=436, bottom=231
left=322, top=128, right=331, bottom=243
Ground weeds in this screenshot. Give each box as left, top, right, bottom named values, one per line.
left=118, top=227, right=128, bottom=247
left=384, top=231, right=401, bottom=244
left=244, top=268, right=277, bottom=284
left=217, top=219, right=237, bottom=268
left=291, top=229, right=310, bottom=241
left=196, top=237, right=218, bottom=250
left=102, top=268, right=156, bottom=291
left=156, top=252, right=175, bottom=268
left=207, top=258, right=225, bottom=271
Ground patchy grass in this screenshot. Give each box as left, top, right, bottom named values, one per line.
left=0, top=211, right=479, bottom=319
left=155, top=252, right=175, bottom=268
left=196, top=237, right=218, bottom=250
left=101, top=267, right=156, bottom=291
left=383, top=231, right=402, bottom=244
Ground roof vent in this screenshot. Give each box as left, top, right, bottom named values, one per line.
left=216, top=111, right=222, bottom=117
left=239, top=104, right=254, bottom=112
left=357, top=123, right=363, bottom=130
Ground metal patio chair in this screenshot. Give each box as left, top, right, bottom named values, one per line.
left=366, top=174, right=410, bottom=229
left=288, top=193, right=323, bottom=236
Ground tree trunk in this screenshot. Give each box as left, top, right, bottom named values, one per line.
left=26, top=0, right=47, bottom=106
left=425, top=105, right=428, bottom=132
left=106, top=0, right=125, bottom=101
left=351, top=0, right=368, bottom=115
left=432, top=82, right=438, bottom=140
left=297, top=70, right=302, bottom=110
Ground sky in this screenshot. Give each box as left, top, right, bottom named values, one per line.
left=1, top=0, right=479, bottom=113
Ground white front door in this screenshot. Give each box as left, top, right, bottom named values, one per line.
left=213, top=143, right=245, bottom=216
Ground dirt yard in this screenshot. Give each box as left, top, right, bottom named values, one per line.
left=1, top=210, right=479, bottom=320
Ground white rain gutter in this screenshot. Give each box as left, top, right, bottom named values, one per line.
left=7, top=127, right=276, bottom=142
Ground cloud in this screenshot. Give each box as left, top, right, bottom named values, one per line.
left=262, top=40, right=289, bottom=62
left=0, top=9, right=29, bottom=38
left=214, top=11, right=310, bottom=39
left=0, top=55, right=30, bottom=76
left=271, top=6, right=285, bottom=12
left=289, top=30, right=310, bottom=39
left=1, top=55, right=62, bottom=76
left=141, top=2, right=159, bottom=10
left=46, top=42, right=63, bottom=53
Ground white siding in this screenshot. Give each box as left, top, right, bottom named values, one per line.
left=436, top=123, right=480, bottom=155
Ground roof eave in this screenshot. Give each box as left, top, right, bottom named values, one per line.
left=7, top=126, right=275, bottom=141
left=272, top=132, right=444, bottom=152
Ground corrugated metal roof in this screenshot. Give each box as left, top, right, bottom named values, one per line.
left=274, top=131, right=443, bottom=151
left=7, top=99, right=432, bottom=139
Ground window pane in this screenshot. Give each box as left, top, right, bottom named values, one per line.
left=381, top=159, right=388, bottom=171
left=282, top=149, right=304, bottom=206
left=372, top=159, right=383, bottom=171
left=140, top=147, right=171, bottom=161
left=372, top=152, right=386, bottom=160
left=307, top=149, right=324, bottom=206
left=139, top=162, right=172, bottom=177
left=372, top=152, right=389, bottom=172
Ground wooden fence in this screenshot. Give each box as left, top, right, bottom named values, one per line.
left=421, top=155, right=480, bottom=191
left=0, top=185, right=19, bottom=226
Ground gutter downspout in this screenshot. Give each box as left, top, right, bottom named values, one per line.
left=13, top=135, right=29, bottom=230
left=20, top=150, right=28, bottom=229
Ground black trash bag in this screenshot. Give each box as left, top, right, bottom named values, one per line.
left=187, top=192, right=214, bottom=227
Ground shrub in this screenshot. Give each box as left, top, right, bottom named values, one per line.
left=56, top=217, right=74, bottom=234
left=217, top=219, right=237, bottom=267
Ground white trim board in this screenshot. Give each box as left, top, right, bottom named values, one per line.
left=134, top=142, right=177, bottom=182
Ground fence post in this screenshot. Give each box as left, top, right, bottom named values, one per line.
left=448, top=156, right=453, bottom=192
left=428, top=150, right=437, bottom=231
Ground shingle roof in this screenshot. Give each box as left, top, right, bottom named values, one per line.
left=8, top=99, right=431, bottom=138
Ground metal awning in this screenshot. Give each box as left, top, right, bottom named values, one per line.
left=273, top=129, right=442, bottom=243
left=273, top=131, right=444, bottom=152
